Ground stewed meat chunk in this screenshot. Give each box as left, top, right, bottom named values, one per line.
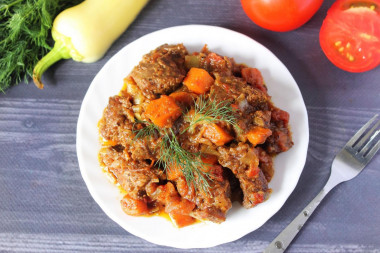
left=218, top=143, right=270, bottom=208
left=130, top=44, right=188, bottom=99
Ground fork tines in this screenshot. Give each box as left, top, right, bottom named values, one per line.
left=346, top=114, right=380, bottom=160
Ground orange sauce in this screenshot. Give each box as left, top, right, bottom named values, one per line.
left=118, top=78, right=128, bottom=95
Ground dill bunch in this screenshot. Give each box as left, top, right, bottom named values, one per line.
left=0, top=0, right=82, bottom=92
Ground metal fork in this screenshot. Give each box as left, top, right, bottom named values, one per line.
left=264, top=114, right=380, bottom=253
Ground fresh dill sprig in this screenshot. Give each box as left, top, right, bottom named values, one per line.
left=158, top=129, right=211, bottom=193
left=182, top=94, right=238, bottom=134
left=132, top=119, right=159, bottom=140
left=134, top=124, right=211, bottom=192
left=132, top=94, right=239, bottom=193
left=0, top=0, right=83, bottom=92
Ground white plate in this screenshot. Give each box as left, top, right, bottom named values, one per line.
left=76, top=25, right=309, bottom=249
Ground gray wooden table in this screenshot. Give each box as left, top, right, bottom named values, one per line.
left=1, top=1, right=379, bottom=252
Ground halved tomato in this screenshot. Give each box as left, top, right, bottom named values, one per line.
left=320, top=0, right=380, bottom=72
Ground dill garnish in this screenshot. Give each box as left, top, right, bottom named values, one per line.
left=134, top=123, right=212, bottom=192
left=132, top=120, right=159, bottom=140
left=0, top=0, right=82, bottom=92
left=133, top=95, right=239, bottom=192
left=158, top=129, right=211, bottom=193
left=182, top=94, right=238, bottom=134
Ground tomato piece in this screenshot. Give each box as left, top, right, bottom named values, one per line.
left=320, top=0, right=380, bottom=72
left=240, top=0, right=323, bottom=32
left=246, top=164, right=261, bottom=179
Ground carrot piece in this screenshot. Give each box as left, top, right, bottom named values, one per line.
left=169, top=91, right=197, bottom=107
left=175, top=177, right=195, bottom=200
left=170, top=213, right=196, bottom=228
left=246, top=126, right=272, bottom=146
left=101, top=139, right=118, bottom=146
left=165, top=198, right=196, bottom=215
left=203, top=124, right=233, bottom=146
left=183, top=67, right=214, bottom=94
left=155, top=182, right=196, bottom=228
left=201, top=154, right=218, bottom=165
left=145, top=95, right=182, bottom=128
left=166, top=163, right=183, bottom=180
left=154, top=182, right=178, bottom=204
left=120, top=195, right=149, bottom=216
left=199, top=154, right=218, bottom=173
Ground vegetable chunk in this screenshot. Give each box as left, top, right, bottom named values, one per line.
left=203, top=124, right=234, bottom=146
left=246, top=126, right=272, bottom=146
left=121, top=195, right=149, bottom=216
left=145, top=95, right=182, bottom=128
left=169, top=91, right=198, bottom=108
left=183, top=67, right=214, bottom=94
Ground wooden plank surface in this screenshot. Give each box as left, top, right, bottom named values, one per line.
left=1, top=0, right=380, bottom=252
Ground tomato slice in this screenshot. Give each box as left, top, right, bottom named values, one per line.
left=320, top=0, right=380, bottom=72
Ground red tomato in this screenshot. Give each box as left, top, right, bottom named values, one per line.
left=240, top=0, right=323, bottom=32
left=320, top=0, right=380, bottom=72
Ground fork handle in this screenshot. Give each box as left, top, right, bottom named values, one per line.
left=263, top=189, right=327, bottom=253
